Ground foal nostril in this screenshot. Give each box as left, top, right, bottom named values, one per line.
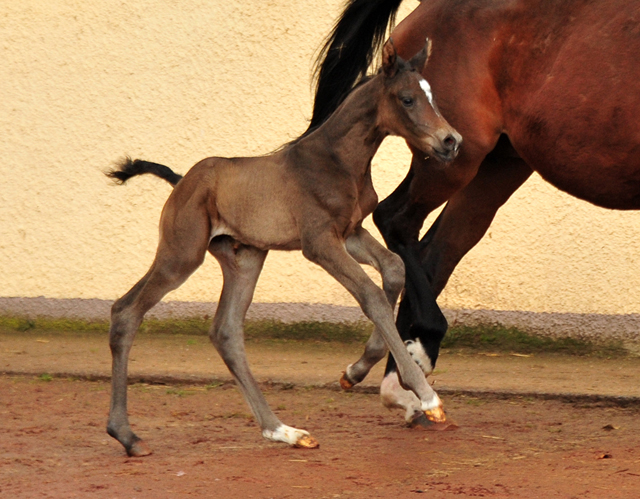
left=443, top=134, right=457, bottom=151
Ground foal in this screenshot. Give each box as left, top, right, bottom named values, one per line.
left=106, top=39, right=460, bottom=456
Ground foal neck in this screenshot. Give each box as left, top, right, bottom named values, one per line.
left=303, top=76, right=385, bottom=172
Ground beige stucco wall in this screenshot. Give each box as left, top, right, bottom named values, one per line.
left=2, top=0, right=640, bottom=318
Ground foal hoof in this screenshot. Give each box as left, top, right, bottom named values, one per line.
left=127, top=440, right=153, bottom=457
left=295, top=434, right=320, bottom=449
left=339, top=371, right=355, bottom=390
left=409, top=409, right=458, bottom=432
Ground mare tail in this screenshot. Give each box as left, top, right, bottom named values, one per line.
left=106, top=157, right=183, bottom=187
left=308, top=0, right=404, bottom=131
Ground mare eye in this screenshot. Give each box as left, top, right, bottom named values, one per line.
left=401, top=97, right=414, bottom=107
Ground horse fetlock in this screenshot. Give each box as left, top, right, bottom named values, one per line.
left=262, top=424, right=319, bottom=449
left=380, top=371, right=422, bottom=416
left=106, top=424, right=151, bottom=456
left=339, top=364, right=357, bottom=390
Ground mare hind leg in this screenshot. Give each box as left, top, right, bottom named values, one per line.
left=107, top=234, right=209, bottom=456
left=379, top=154, right=532, bottom=427
left=208, top=237, right=318, bottom=448
left=339, top=226, right=405, bottom=388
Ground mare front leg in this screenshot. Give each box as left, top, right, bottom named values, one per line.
left=107, top=217, right=210, bottom=456
left=208, top=238, right=319, bottom=449
left=377, top=153, right=532, bottom=427
left=302, top=230, right=444, bottom=421
left=339, top=225, right=405, bottom=389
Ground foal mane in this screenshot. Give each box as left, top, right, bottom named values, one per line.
left=283, top=73, right=377, bottom=151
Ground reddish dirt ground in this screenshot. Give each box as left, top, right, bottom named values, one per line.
left=2, top=375, right=640, bottom=498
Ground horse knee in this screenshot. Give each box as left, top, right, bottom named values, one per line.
left=109, top=299, right=136, bottom=351
left=383, top=252, right=405, bottom=296
left=208, top=323, right=239, bottom=363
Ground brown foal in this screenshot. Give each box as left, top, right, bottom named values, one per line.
left=105, top=39, right=460, bottom=456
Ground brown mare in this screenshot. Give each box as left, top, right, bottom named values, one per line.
left=310, top=0, right=640, bottom=426
left=105, top=40, right=461, bottom=456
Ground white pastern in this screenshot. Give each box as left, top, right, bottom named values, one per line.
left=404, top=338, right=433, bottom=375
left=262, top=424, right=309, bottom=446
left=344, top=363, right=355, bottom=379
left=420, top=392, right=442, bottom=412
left=380, top=371, right=422, bottom=422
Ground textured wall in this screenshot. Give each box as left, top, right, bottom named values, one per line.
left=2, top=0, right=640, bottom=319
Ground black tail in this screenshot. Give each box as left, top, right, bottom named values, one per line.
left=308, top=0, right=404, bottom=132
left=106, top=157, right=183, bottom=187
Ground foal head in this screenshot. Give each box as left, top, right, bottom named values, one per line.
left=378, top=39, right=461, bottom=163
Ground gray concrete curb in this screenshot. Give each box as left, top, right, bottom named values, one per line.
left=2, top=296, right=640, bottom=342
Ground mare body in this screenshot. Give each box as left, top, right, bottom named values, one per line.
left=311, top=0, right=640, bottom=422
left=105, top=41, right=460, bottom=456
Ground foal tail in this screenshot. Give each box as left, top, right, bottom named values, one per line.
left=106, top=157, right=183, bottom=187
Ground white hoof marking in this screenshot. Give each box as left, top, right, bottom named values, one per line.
left=262, top=424, right=309, bottom=446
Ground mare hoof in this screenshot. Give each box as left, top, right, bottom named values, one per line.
left=127, top=440, right=153, bottom=457
left=409, top=409, right=458, bottom=432
left=425, top=405, right=447, bottom=423
left=339, top=371, right=355, bottom=390
left=295, top=434, right=320, bottom=449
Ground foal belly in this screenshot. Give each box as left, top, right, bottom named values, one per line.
left=216, top=200, right=301, bottom=251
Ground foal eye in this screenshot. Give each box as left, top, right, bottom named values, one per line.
left=401, top=97, right=414, bottom=107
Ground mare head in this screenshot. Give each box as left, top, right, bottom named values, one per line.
left=378, top=39, right=461, bottom=163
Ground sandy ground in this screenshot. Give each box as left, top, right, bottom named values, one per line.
left=2, top=330, right=640, bottom=498
left=2, top=330, right=640, bottom=400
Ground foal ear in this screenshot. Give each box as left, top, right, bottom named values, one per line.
left=382, top=39, right=399, bottom=77
left=409, top=38, right=432, bottom=73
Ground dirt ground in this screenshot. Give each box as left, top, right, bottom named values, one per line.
left=2, top=376, right=640, bottom=498
left=2, top=331, right=640, bottom=498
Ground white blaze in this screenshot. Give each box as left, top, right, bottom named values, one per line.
left=419, top=78, right=435, bottom=107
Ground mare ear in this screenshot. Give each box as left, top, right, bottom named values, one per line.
left=382, top=39, right=399, bottom=78
left=409, top=38, right=432, bottom=73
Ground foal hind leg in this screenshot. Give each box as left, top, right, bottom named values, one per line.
left=339, top=226, right=405, bottom=389
left=208, top=238, right=318, bottom=448
left=107, top=254, right=205, bottom=455
left=107, top=204, right=210, bottom=456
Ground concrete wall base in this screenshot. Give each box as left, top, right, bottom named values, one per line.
left=2, top=297, right=639, bottom=343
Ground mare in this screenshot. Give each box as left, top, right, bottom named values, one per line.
left=104, top=40, right=461, bottom=456
left=310, top=0, right=640, bottom=426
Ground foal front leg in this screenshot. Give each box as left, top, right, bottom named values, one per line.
left=209, top=239, right=319, bottom=448
left=302, top=232, right=443, bottom=419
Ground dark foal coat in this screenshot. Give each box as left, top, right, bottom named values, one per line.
left=311, top=0, right=640, bottom=422
left=105, top=40, right=460, bottom=456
